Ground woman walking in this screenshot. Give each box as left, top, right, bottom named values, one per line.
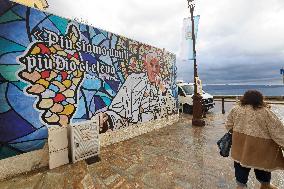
left=225, top=90, right=284, bottom=189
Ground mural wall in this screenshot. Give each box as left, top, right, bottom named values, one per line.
left=0, top=0, right=178, bottom=160
left=12, top=0, right=49, bottom=10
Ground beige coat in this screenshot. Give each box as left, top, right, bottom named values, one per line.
left=225, top=105, right=284, bottom=171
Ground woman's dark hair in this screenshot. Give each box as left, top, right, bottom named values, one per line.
left=240, top=90, right=265, bottom=109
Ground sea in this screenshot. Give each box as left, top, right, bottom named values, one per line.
left=202, top=84, right=284, bottom=96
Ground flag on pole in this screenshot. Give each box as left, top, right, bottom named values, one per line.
left=180, top=15, right=200, bottom=61
left=195, top=77, right=203, bottom=94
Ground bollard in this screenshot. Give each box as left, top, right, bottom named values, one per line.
left=202, top=107, right=206, bottom=118
left=222, top=98, right=225, bottom=114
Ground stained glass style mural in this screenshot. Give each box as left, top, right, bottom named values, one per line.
left=0, top=0, right=177, bottom=160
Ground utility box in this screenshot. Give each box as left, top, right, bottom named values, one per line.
left=48, top=126, right=69, bottom=169
left=69, top=120, right=100, bottom=163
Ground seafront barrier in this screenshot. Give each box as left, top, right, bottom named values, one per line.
left=214, top=95, right=284, bottom=114
left=214, top=95, right=284, bottom=101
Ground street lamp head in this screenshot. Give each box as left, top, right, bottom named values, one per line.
left=187, top=0, right=195, bottom=8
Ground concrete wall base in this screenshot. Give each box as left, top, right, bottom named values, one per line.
left=0, top=143, right=49, bottom=181
left=100, top=114, right=179, bottom=147
left=0, top=114, right=179, bottom=181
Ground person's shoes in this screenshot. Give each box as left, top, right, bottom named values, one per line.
left=260, top=183, right=278, bottom=189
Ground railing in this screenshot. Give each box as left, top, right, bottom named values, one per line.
left=213, top=95, right=284, bottom=100
left=213, top=95, right=284, bottom=114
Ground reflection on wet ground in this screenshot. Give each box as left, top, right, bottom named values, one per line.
left=1, top=101, right=283, bottom=188
left=88, top=101, right=284, bottom=188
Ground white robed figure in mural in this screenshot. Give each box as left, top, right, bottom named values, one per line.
left=95, top=52, right=176, bottom=133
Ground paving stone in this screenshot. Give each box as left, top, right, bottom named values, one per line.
left=92, top=174, right=108, bottom=189
left=142, top=171, right=175, bottom=189
left=0, top=180, right=12, bottom=189
left=107, top=156, right=135, bottom=171
left=174, top=178, right=192, bottom=189
left=88, top=163, right=116, bottom=181
left=103, top=174, right=121, bottom=186
left=38, top=172, right=66, bottom=189
left=125, top=164, right=152, bottom=179
left=81, top=174, right=95, bottom=189
left=8, top=173, right=43, bottom=189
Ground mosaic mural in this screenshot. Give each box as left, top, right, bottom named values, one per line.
left=0, top=0, right=178, bottom=160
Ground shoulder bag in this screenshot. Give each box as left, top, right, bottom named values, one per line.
left=217, top=129, right=233, bottom=157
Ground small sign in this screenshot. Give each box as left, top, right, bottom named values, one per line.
left=195, top=77, right=202, bottom=95
left=70, top=120, right=100, bottom=163
left=185, top=31, right=192, bottom=40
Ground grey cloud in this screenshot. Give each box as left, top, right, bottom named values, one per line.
left=177, top=58, right=283, bottom=84
left=190, top=0, right=284, bottom=84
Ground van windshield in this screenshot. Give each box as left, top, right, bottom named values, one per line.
left=181, top=85, right=194, bottom=95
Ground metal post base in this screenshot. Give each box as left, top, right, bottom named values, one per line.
left=192, top=118, right=205, bottom=126
left=192, top=94, right=205, bottom=127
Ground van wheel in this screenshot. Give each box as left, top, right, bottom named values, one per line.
left=183, top=104, right=192, bottom=114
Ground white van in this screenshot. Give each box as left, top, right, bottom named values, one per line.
left=177, top=81, right=214, bottom=114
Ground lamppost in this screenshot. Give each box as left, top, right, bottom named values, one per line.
left=281, top=68, right=284, bottom=84
left=187, top=0, right=205, bottom=126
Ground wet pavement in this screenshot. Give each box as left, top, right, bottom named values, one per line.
left=1, top=101, right=284, bottom=189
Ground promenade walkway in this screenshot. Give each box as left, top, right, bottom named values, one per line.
left=1, top=102, right=283, bottom=189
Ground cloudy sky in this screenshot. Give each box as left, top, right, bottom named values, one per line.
left=46, top=0, right=284, bottom=84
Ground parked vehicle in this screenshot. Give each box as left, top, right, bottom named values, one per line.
left=177, top=81, right=215, bottom=114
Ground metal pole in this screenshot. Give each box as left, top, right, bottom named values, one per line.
left=190, top=6, right=198, bottom=96
left=222, top=98, right=225, bottom=114
left=281, top=68, right=284, bottom=84
left=188, top=1, right=205, bottom=126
